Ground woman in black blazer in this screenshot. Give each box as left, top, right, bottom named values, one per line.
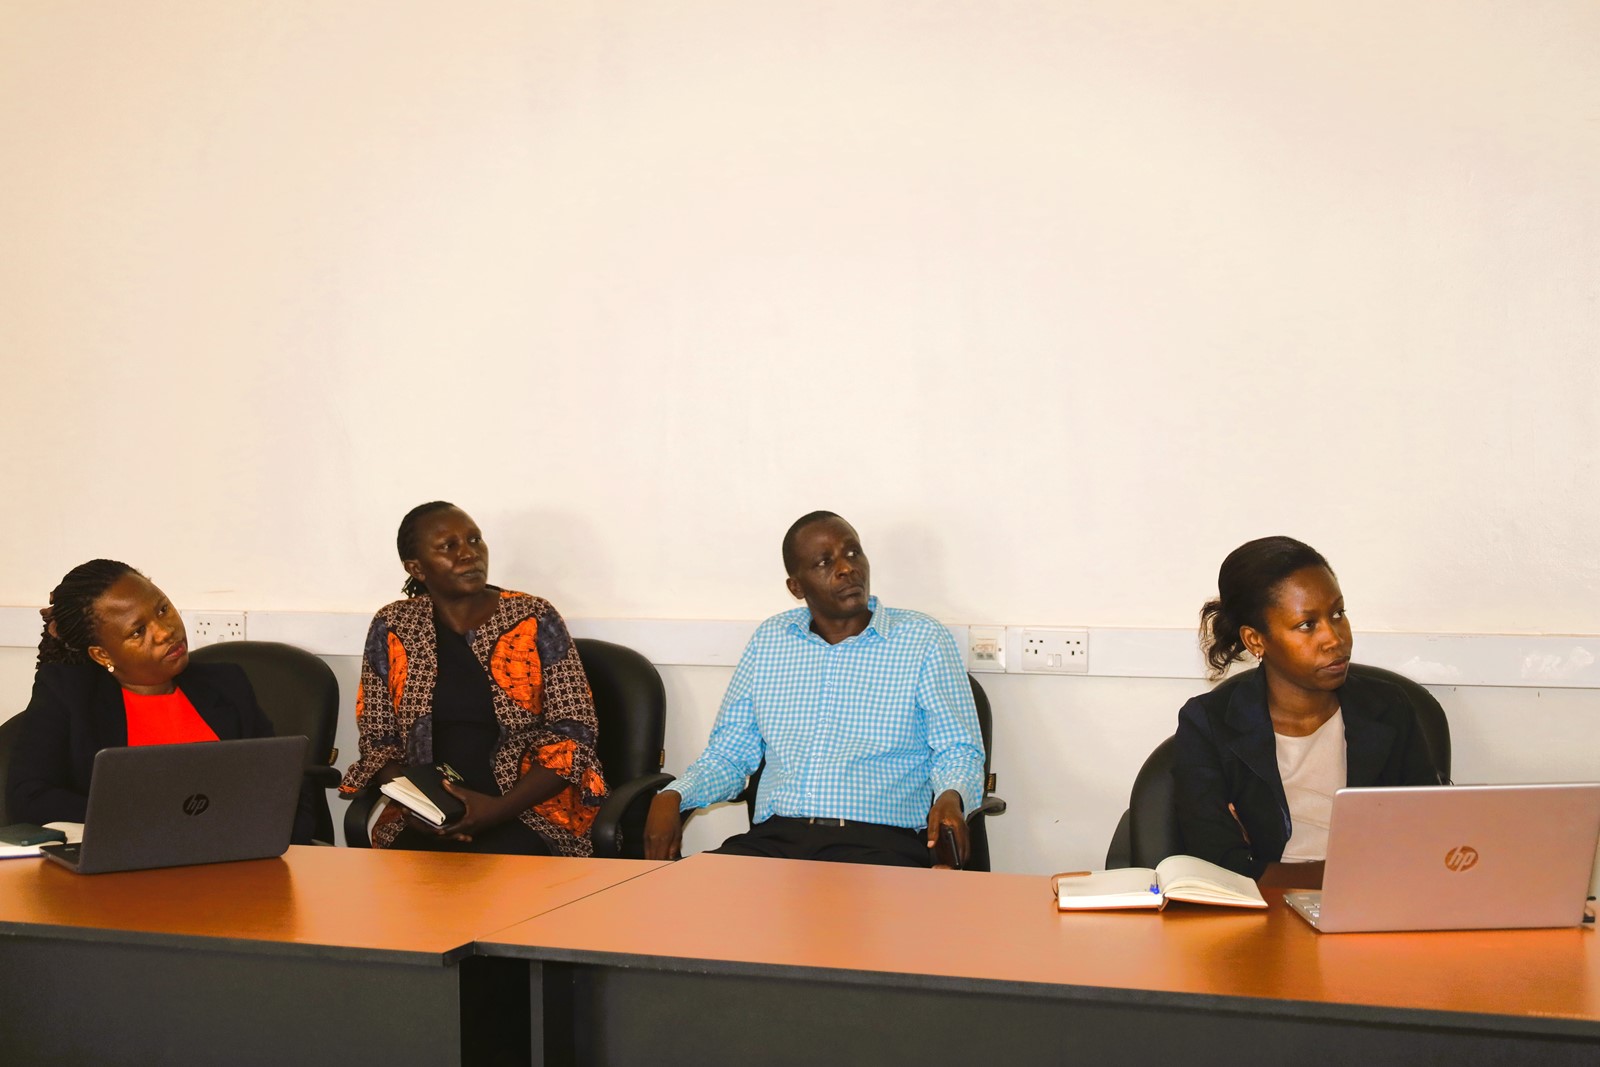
left=1172, top=537, right=1440, bottom=878
left=7, top=559, right=313, bottom=841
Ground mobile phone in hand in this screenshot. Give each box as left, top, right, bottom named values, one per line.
left=933, top=824, right=963, bottom=869
left=0, top=823, right=67, bottom=847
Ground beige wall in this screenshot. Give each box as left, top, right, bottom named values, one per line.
left=2, top=3, right=1598, bottom=870
left=3, top=2, right=1596, bottom=629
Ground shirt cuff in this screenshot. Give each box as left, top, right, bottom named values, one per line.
left=930, top=748, right=984, bottom=814
left=669, top=767, right=713, bottom=812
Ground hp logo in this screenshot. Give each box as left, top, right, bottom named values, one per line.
left=1444, top=845, right=1479, bottom=872
left=183, top=794, right=210, bottom=816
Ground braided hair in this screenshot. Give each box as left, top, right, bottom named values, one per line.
left=1199, top=536, right=1332, bottom=679
left=38, top=559, right=139, bottom=667
left=396, top=500, right=457, bottom=597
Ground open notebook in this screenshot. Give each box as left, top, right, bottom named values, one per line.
left=1055, top=855, right=1266, bottom=911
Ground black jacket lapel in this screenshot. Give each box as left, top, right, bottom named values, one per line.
left=174, top=665, right=238, bottom=738
left=88, top=668, right=129, bottom=749
left=1222, top=669, right=1289, bottom=818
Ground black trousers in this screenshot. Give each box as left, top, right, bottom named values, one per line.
left=391, top=819, right=553, bottom=856
left=710, top=815, right=933, bottom=868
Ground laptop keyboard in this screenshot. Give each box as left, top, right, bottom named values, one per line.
left=1285, top=892, right=1323, bottom=922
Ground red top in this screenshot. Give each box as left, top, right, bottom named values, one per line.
left=123, top=688, right=220, bottom=746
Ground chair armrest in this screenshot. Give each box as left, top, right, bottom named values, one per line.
left=965, top=794, right=1007, bottom=824
left=305, top=765, right=342, bottom=790
left=590, top=772, right=676, bottom=859
left=341, top=786, right=379, bottom=848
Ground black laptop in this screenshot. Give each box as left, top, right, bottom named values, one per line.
left=40, top=736, right=306, bottom=874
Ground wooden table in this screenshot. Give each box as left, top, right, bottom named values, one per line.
left=0, top=846, right=662, bottom=1066
left=480, top=853, right=1600, bottom=1066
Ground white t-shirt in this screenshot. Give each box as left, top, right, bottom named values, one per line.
left=1276, top=708, right=1346, bottom=863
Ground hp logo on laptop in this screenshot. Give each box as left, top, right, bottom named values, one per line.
left=183, top=794, right=210, bottom=816
left=1445, top=845, right=1479, bottom=871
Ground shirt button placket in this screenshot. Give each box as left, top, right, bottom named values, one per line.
left=809, top=645, right=839, bottom=808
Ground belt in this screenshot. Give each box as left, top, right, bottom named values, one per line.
left=767, top=814, right=911, bottom=832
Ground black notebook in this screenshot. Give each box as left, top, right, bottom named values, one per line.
left=379, top=763, right=467, bottom=826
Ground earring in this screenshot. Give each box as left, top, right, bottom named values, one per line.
left=105, top=662, right=115, bottom=673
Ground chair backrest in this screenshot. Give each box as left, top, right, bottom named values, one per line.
left=1125, top=662, right=1453, bottom=869
left=575, top=638, right=668, bottom=857
left=965, top=674, right=997, bottom=873
left=1126, top=735, right=1180, bottom=869
left=575, top=638, right=667, bottom=786
left=738, top=674, right=999, bottom=870
left=192, top=640, right=342, bottom=843
left=1346, top=663, right=1451, bottom=780
left=0, top=713, right=24, bottom=824
left=189, top=641, right=340, bottom=766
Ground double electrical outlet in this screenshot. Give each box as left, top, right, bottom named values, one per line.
left=188, top=612, right=246, bottom=648
left=967, top=627, right=1089, bottom=674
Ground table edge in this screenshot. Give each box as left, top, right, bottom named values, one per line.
left=0, top=920, right=462, bottom=967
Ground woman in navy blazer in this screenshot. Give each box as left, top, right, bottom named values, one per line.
left=7, top=559, right=312, bottom=841
left=1172, top=537, right=1441, bottom=877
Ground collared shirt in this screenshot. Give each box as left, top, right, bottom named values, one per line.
left=671, top=597, right=985, bottom=828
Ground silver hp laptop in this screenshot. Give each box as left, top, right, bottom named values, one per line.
left=40, top=736, right=307, bottom=875
left=1285, top=783, right=1600, bottom=933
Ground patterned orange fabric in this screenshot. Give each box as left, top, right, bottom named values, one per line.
left=532, top=738, right=576, bottom=776
left=386, top=631, right=408, bottom=708
left=490, top=618, right=542, bottom=710
left=527, top=738, right=598, bottom=833
left=338, top=590, right=608, bottom=854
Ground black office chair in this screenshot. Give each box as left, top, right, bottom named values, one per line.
left=1105, top=663, right=1452, bottom=869
left=577, top=638, right=676, bottom=858
left=0, top=713, right=25, bottom=824
left=964, top=675, right=1008, bottom=872
left=736, top=675, right=1008, bottom=871
left=342, top=637, right=674, bottom=856
left=190, top=640, right=342, bottom=844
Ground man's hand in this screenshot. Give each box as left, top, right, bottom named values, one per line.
left=924, top=789, right=968, bottom=868
left=644, top=789, right=686, bottom=860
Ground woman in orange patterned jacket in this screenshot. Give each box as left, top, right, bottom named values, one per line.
left=339, top=502, right=607, bottom=855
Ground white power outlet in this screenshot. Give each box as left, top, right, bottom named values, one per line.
left=189, top=612, right=246, bottom=648
left=967, top=626, right=1007, bottom=672
left=1019, top=628, right=1089, bottom=674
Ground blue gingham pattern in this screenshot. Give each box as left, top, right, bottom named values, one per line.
left=672, top=598, right=985, bottom=828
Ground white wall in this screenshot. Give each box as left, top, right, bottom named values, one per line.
left=3, top=1, right=1597, bottom=628
left=2, top=3, right=1597, bottom=871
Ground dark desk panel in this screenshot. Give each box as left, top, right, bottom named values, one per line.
left=481, top=853, right=1600, bottom=1066
left=0, top=846, right=662, bottom=1066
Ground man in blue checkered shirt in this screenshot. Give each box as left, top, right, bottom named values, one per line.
left=644, top=511, right=986, bottom=868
